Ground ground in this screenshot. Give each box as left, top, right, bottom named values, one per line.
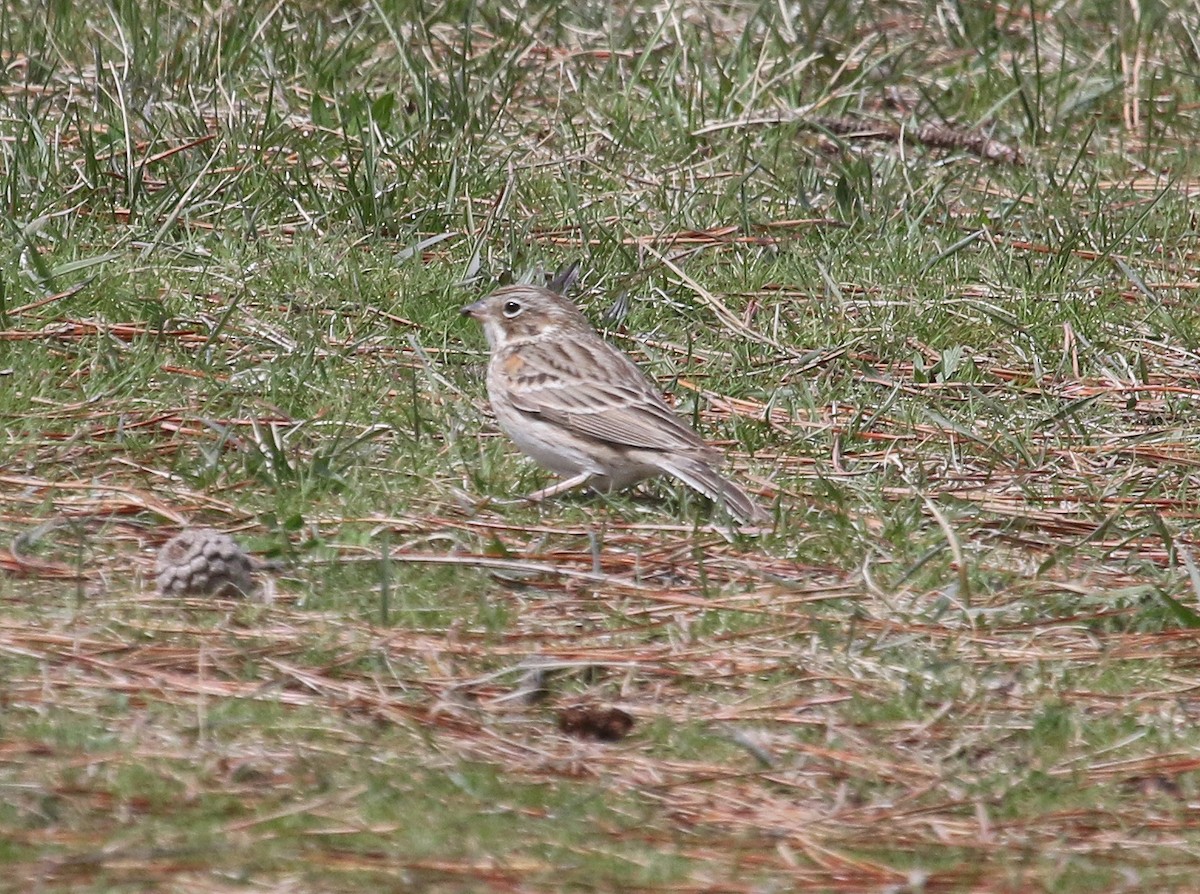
left=3, top=1, right=1200, bottom=891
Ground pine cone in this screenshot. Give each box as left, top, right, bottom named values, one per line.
left=155, top=528, right=255, bottom=597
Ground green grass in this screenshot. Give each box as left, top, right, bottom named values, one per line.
left=3, top=0, right=1200, bottom=889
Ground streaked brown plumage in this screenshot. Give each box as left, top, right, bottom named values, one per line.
left=461, top=285, right=767, bottom=525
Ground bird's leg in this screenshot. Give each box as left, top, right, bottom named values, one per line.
left=524, top=472, right=594, bottom=503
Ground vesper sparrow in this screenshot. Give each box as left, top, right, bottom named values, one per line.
left=462, top=285, right=767, bottom=524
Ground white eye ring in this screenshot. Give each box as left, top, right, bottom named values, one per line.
left=502, top=299, right=522, bottom=317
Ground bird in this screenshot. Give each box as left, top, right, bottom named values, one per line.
left=461, top=284, right=768, bottom=525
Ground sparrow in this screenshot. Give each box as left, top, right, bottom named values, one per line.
left=461, top=284, right=767, bottom=524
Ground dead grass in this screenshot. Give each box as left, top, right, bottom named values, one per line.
left=4, top=0, right=1200, bottom=890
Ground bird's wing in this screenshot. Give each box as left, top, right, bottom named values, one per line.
left=503, top=336, right=713, bottom=456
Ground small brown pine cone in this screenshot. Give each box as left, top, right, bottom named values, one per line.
left=155, top=528, right=255, bottom=598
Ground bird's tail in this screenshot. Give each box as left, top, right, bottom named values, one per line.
left=659, top=455, right=769, bottom=526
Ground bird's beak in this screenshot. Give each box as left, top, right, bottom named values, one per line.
left=461, top=300, right=485, bottom=318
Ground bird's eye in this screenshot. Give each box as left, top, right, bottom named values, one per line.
left=502, top=300, right=522, bottom=317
